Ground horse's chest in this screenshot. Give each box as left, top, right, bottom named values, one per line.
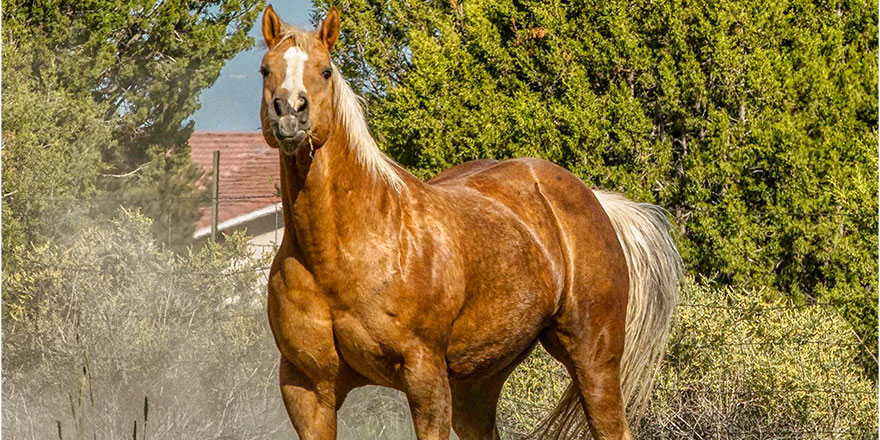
left=267, top=277, right=393, bottom=384
left=330, top=308, right=403, bottom=387
left=267, top=268, right=339, bottom=377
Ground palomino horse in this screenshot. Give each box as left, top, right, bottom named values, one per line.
left=260, top=5, right=683, bottom=440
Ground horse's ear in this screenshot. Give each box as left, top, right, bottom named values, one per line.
left=262, top=5, right=282, bottom=48
left=318, top=7, right=340, bottom=51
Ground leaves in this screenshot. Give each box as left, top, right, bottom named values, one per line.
left=3, top=0, right=263, bottom=247
left=322, top=0, right=879, bottom=370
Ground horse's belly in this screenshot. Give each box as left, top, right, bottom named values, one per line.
left=445, top=211, right=562, bottom=378
left=446, top=283, right=556, bottom=378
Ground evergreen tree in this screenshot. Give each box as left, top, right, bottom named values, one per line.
left=3, top=0, right=263, bottom=246
left=2, top=42, right=111, bottom=257
left=316, top=0, right=878, bottom=367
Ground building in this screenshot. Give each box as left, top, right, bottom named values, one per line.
left=189, top=132, right=284, bottom=255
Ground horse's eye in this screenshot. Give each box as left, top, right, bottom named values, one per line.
left=259, top=66, right=269, bottom=77
left=321, top=67, right=332, bottom=79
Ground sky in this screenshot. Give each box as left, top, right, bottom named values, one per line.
left=188, top=1, right=314, bottom=132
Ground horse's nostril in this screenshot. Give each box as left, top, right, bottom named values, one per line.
left=273, top=98, right=285, bottom=116
left=295, top=92, right=309, bottom=114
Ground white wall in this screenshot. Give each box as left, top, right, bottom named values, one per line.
left=248, top=227, right=282, bottom=259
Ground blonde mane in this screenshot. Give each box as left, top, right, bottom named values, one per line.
left=329, top=65, right=405, bottom=192
left=269, top=23, right=406, bottom=192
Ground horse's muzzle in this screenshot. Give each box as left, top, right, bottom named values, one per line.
left=275, top=115, right=309, bottom=153
left=277, top=115, right=304, bottom=138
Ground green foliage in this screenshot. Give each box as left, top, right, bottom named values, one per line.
left=317, top=0, right=878, bottom=367
left=1, top=43, right=112, bottom=256
left=2, top=0, right=262, bottom=246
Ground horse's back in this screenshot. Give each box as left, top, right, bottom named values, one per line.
left=431, top=157, right=613, bottom=239
left=428, top=158, right=500, bottom=185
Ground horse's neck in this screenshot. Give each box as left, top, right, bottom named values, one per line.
left=277, top=127, right=407, bottom=275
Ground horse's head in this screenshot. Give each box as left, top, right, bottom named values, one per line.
left=259, top=5, right=340, bottom=155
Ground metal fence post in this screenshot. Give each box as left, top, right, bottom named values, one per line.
left=211, top=150, right=220, bottom=242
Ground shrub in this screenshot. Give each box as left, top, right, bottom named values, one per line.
left=2, top=209, right=284, bottom=439
left=635, top=281, right=878, bottom=439
left=1, top=209, right=467, bottom=440
left=498, top=345, right=568, bottom=437
left=492, top=281, right=877, bottom=439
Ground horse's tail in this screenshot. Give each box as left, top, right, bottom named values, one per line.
left=531, top=189, right=683, bottom=438
left=595, top=190, right=683, bottom=416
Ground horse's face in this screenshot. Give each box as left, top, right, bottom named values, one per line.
left=259, top=5, right=340, bottom=154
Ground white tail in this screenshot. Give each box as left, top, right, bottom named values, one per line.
left=530, top=189, right=683, bottom=438
left=595, top=190, right=683, bottom=415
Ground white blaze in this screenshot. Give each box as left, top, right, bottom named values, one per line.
left=281, top=47, right=308, bottom=110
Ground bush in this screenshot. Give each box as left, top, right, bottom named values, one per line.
left=2, top=209, right=283, bottom=439
left=492, top=281, right=877, bottom=439
left=1, top=209, right=470, bottom=440
left=635, top=281, right=877, bottom=439
left=498, top=345, right=568, bottom=437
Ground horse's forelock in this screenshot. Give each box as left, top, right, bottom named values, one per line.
left=266, top=24, right=318, bottom=51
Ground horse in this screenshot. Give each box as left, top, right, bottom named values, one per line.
left=258, top=5, right=683, bottom=440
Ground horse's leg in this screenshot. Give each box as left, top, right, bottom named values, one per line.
left=269, top=258, right=365, bottom=439
left=279, top=356, right=337, bottom=439
left=540, top=305, right=632, bottom=440
left=399, top=348, right=452, bottom=440
left=279, top=356, right=362, bottom=440
left=450, top=342, right=536, bottom=440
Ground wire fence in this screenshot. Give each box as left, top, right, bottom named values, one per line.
left=10, top=255, right=878, bottom=368
left=8, top=192, right=878, bottom=218
left=7, top=218, right=876, bottom=365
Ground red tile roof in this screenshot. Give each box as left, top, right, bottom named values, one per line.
left=189, top=132, right=281, bottom=230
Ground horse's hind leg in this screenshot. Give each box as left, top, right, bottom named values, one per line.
left=539, top=294, right=632, bottom=440
left=450, top=378, right=504, bottom=440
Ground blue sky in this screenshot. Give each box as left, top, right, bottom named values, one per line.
left=189, top=1, right=314, bottom=131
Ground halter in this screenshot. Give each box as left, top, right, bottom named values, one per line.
left=307, top=131, right=316, bottom=159
left=281, top=129, right=317, bottom=156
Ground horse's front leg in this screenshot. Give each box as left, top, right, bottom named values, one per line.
left=269, top=259, right=363, bottom=439
left=278, top=355, right=356, bottom=440
left=400, top=347, right=453, bottom=440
